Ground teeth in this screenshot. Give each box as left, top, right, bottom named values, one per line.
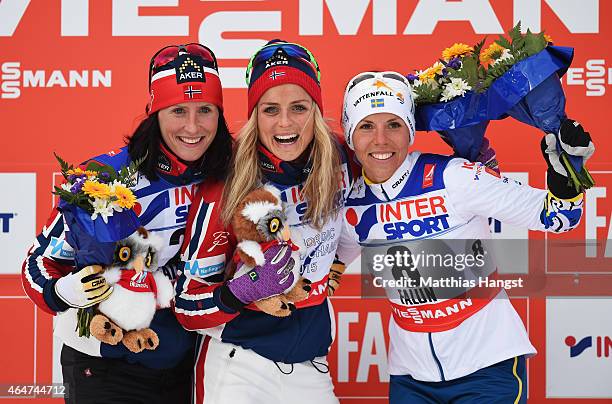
left=371, top=152, right=393, bottom=160
left=179, top=137, right=202, bottom=144
left=274, top=134, right=299, bottom=144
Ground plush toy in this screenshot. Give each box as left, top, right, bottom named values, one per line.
left=231, top=185, right=311, bottom=317
left=89, top=227, right=174, bottom=353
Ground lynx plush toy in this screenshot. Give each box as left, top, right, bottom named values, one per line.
left=89, top=227, right=174, bottom=353
left=231, top=185, right=311, bottom=317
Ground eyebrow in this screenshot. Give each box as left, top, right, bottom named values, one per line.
left=361, top=118, right=400, bottom=124
left=260, top=99, right=310, bottom=106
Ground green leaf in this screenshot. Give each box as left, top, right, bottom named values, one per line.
left=414, top=83, right=443, bottom=105
left=473, top=38, right=486, bottom=57
left=523, top=31, right=547, bottom=57
left=458, top=56, right=480, bottom=88
left=84, top=161, right=118, bottom=180
left=509, top=21, right=522, bottom=42
left=495, top=35, right=512, bottom=50
left=54, top=153, right=73, bottom=175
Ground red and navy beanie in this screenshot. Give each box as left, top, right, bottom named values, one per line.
left=147, top=45, right=223, bottom=115
left=247, top=39, right=322, bottom=116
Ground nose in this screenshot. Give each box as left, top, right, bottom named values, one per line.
left=372, top=125, right=387, bottom=145
left=184, top=110, right=198, bottom=134
left=278, top=108, right=291, bottom=128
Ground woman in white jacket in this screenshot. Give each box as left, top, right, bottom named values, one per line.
left=337, top=71, right=594, bottom=403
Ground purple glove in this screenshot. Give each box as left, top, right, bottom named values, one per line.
left=227, top=243, right=297, bottom=304
left=475, top=137, right=500, bottom=174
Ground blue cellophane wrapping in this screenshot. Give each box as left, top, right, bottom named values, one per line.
left=415, top=46, right=574, bottom=162
left=58, top=200, right=140, bottom=268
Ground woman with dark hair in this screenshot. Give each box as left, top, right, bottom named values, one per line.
left=22, top=43, right=231, bottom=404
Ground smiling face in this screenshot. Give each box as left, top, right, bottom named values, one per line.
left=352, top=112, right=411, bottom=183
left=157, top=102, right=219, bottom=162
left=256, top=84, right=315, bottom=162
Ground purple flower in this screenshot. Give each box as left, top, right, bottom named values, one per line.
left=406, top=73, right=418, bottom=83
left=99, top=172, right=111, bottom=183
left=68, top=174, right=77, bottom=183
left=447, top=57, right=462, bottom=70
left=70, top=181, right=84, bottom=194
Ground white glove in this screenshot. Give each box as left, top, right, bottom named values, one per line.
left=54, top=265, right=113, bottom=308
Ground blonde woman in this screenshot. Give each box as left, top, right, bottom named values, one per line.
left=174, top=40, right=351, bottom=403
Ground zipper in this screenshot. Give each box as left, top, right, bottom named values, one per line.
left=380, top=185, right=391, bottom=202
left=428, top=332, right=446, bottom=381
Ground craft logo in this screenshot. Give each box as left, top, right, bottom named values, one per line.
left=564, top=59, right=612, bottom=96
left=0, top=213, right=14, bottom=233
left=392, top=169, right=409, bottom=189
left=0, top=62, right=112, bottom=99
left=565, top=335, right=612, bottom=358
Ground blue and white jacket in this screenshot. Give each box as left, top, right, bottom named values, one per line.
left=22, top=146, right=203, bottom=369
left=337, top=152, right=583, bottom=381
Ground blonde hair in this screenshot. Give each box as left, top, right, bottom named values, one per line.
left=221, top=105, right=341, bottom=229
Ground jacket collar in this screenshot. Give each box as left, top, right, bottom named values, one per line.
left=156, top=142, right=205, bottom=184
left=363, top=152, right=419, bottom=201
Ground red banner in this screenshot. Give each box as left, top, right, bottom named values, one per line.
left=1, top=1, right=610, bottom=402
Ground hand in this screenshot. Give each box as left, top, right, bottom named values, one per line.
left=227, top=243, right=297, bottom=304
left=475, top=137, right=500, bottom=174
left=541, top=118, right=597, bottom=199
left=54, top=265, right=113, bottom=308
left=558, top=119, right=595, bottom=163
left=327, top=260, right=346, bottom=297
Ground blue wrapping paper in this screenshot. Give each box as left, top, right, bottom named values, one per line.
left=439, top=121, right=490, bottom=161
left=414, top=46, right=574, bottom=162
left=59, top=200, right=140, bottom=268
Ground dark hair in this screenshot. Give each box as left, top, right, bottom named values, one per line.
left=126, top=112, right=233, bottom=182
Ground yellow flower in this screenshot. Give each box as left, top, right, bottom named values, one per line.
left=431, top=61, right=444, bottom=75
left=442, top=43, right=474, bottom=61
left=544, top=34, right=553, bottom=44
left=112, top=185, right=136, bottom=209
left=418, top=68, right=435, bottom=82
left=83, top=180, right=111, bottom=199
left=67, top=167, right=85, bottom=176
left=418, top=62, right=444, bottom=82
left=85, top=170, right=98, bottom=177
left=480, top=42, right=506, bottom=65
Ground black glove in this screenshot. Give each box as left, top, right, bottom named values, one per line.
left=541, top=119, right=594, bottom=199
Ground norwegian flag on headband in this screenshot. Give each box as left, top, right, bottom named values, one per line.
left=183, top=85, right=203, bottom=100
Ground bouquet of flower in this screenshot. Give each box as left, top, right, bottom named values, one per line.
left=407, top=22, right=593, bottom=191
left=53, top=153, right=142, bottom=268
left=407, top=40, right=491, bottom=161
left=53, top=154, right=142, bottom=337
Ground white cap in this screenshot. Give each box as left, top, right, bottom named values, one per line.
left=342, top=71, right=416, bottom=150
